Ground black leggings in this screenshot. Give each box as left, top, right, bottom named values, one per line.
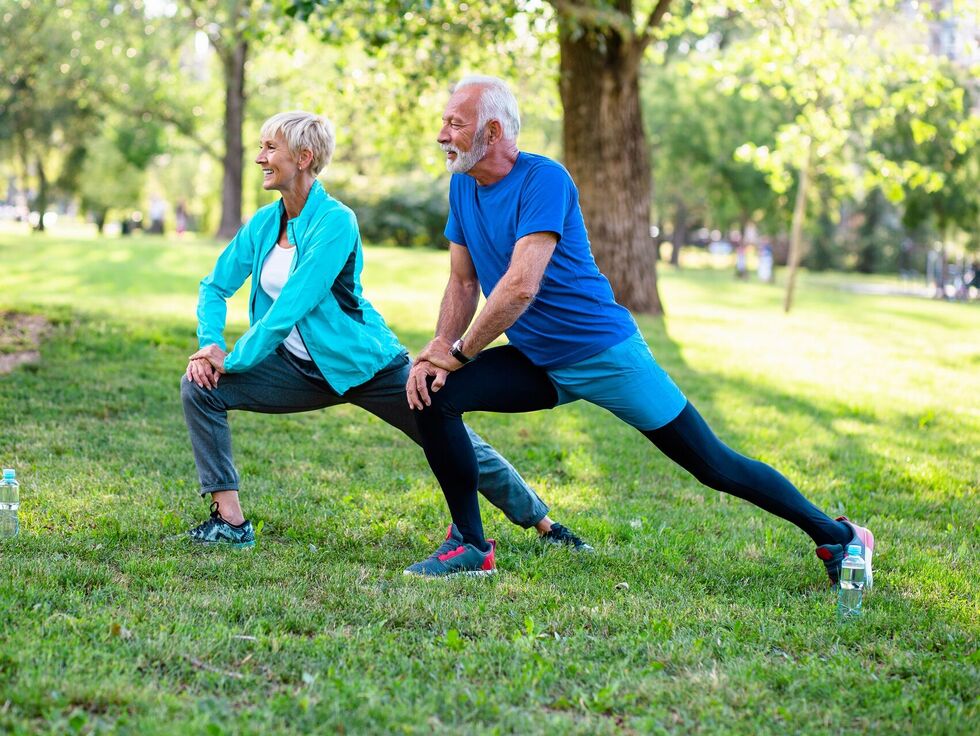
left=414, top=345, right=849, bottom=550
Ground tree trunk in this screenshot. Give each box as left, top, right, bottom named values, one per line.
left=558, top=18, right=662, bottom=314
left=670, top=197, right=687, bottom=267
left=216, top=39, right=247, bottom=241
left=783, top=147, right=812, bottom=313
left=34, top=155, right=48, bottom=232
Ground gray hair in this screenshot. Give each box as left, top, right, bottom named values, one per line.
left=260, top=111, right=335, bottom=175
left=453, top=75, right=521, bottom=141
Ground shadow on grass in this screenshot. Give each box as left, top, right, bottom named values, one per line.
left=6, top=299, right=974, bottom=559
left=277, top=312, right=975, bottom=537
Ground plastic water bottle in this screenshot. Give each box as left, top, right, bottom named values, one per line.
left=837, top=543, right=865, bottom=618
left=0, top=468, right=19, bottom=538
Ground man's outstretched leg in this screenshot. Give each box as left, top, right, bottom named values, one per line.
left=643, top=402, right=874, bottom=587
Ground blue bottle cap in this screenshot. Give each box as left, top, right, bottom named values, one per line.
left=846, top=543, right=862, bottom=556
left=2, top=469, right=14, bottom=480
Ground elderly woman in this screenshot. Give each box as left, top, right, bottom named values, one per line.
left=180, top=110, right=590, bottom=553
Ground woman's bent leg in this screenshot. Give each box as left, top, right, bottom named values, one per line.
left=180, top=348, right=342, bottom=496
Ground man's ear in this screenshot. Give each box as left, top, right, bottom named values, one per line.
left=487, top=120, right=504, bottom=145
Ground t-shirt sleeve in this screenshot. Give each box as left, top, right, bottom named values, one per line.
left=444, top=175, right=467, bottom=246
left=516, top=163, right=572, bottom=242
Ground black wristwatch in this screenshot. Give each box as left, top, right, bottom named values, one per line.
left=449, top=338, right=472, bottom=365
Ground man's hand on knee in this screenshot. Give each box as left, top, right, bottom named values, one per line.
left=406, top=359, right=448, bottom=410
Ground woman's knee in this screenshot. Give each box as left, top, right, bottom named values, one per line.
left=180, top=374, right=210, bottom=410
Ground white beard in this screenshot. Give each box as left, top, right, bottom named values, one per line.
left=443, top=130, right=488, bottom=174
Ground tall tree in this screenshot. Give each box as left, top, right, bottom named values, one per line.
left=175, top=1, right=259, bottom=239
left=0, top=1, right=98, bottom=231
left=552, top=1, right=673, bottom=313
left=294, top=0, right=696, bottom=314
left=728, top=0, right=979, bottom=309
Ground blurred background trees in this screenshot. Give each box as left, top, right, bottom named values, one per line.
left=1, top=0, right=976, bottom=311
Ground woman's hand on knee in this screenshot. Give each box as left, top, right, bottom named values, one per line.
left=189, top=344, right=228, bottom=374
left=186, top=358, right=220, bottom=389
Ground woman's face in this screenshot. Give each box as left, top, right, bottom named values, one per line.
left=255, top=132, right=305, bottom=192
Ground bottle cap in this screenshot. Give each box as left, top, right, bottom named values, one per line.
left=846, top=543, right=862, bottom=556
left=2, top=469, right=14, bottom=480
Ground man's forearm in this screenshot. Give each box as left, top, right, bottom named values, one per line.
left=435, top=277, right=480, bottom=340
left=459, top=274, right=535, bottom=356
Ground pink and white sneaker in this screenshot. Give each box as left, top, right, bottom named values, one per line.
left=815, top=516, right=875, bottom=588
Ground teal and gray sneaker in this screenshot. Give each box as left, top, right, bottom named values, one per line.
left=540, top=522, right=594, bottom=552
left=187, top=501, right=256, bottom=549
left=404, top=525, right=496, bottom=578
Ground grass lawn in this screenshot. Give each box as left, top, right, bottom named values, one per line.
left=1, top=228, right=978, bottom=734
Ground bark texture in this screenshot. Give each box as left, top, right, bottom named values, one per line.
left=557, top=3, right=664, bottom=314
left=783, top=147, right=811, bottom=313
left=670, top=198, right=687, bottom=267
left=217, top=39, right=247, bottom=241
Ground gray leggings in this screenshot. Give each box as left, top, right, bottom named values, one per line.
left=180, top=347, right=549, bottom=528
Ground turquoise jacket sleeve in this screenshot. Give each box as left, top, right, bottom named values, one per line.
left=196, top=223, right=255, bottom=351
left=222, top=208, right=358, bottom=374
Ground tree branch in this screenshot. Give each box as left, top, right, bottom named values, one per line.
left=89, top=85, right=222, bottom=162
left=637, top=0, right=673, bottom=51
left=177, top=0, right=229, bottom=59
left=549, top=0, right=636, bottom=41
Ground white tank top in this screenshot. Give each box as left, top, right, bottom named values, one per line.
left=259, top=244, right=312, bottom=360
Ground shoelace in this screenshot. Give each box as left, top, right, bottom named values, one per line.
left=190, top=501, right=224, bottom=536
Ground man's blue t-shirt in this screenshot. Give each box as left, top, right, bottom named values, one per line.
left=445, top=152, right=637, bottom=369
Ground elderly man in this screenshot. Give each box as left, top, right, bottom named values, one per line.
left=404, top=76, right=875, bottom=582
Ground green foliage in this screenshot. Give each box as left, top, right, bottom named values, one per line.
left=1, top=232, right=979, bottom=732
left=644, top=50, right=794, bottom=236
left=76, top=134, right=146, bottom=225
left=336, top=177, right=450, bottom=248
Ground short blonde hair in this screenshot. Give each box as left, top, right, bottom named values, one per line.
left=260, top=111, right=335, bottom=175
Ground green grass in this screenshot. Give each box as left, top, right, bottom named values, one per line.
left=1, top=228, right=978, bottom=735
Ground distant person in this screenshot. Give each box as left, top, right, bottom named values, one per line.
left=757, top=242, right=774, bottom=283
left=735, top=242, right=748, bottom=280
left=404, top=76, right=874, bottom=585
left=967, top=260, right=979, bottom=301
left=175, top=201, right=188, bottom=238
left=148, top=196, right=166, bottom=235
left=181, top=110, right=590, bottom=552
left=927, top=245, right=946, bottom=299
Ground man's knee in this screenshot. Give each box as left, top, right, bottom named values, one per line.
left=425, top=380, right=464, bottom=417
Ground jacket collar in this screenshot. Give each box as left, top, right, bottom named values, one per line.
left=278, top=179, right=327, bottom=246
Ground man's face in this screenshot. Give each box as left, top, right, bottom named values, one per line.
left=437, top=86, right=489, bottom=174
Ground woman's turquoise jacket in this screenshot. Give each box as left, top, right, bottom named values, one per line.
left=196, top=180, right=404, bottom=394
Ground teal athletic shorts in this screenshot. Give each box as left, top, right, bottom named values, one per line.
left=548, top=330, right=687, bottom=431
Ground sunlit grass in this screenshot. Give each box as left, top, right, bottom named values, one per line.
left=0, top=229, right=978, bottom=734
